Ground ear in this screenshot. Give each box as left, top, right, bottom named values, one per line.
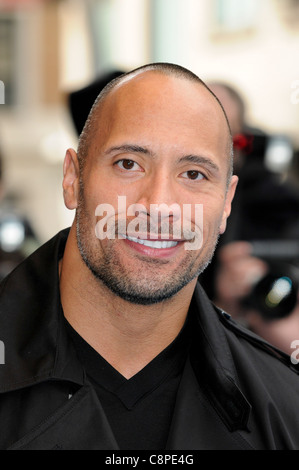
left=219, top=175, right=238, bottom=235
left=62, top=148, right=80, bottom=210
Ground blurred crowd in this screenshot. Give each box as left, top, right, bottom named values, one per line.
left=200, top=81, right=299, bottom=355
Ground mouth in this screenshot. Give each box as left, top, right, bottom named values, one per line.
left=126, top=234, right=179, bottom=249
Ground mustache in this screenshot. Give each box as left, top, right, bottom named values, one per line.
left=94, top=201, right=204, bottom=249
left=96, top=214, right=202, bottom=242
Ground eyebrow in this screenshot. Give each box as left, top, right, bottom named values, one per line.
left=178, top=154, right=220, bottom=174
left=104, top=144, right=155, bottom=158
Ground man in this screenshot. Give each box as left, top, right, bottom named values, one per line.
left=0, top=63, right=299, bottom=450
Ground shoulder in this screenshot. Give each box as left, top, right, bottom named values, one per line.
left=0, top=229, right=70, bottom=334
left=215, top=305, right=299, bottom=381
left=0, top=229, right=69, bottom=296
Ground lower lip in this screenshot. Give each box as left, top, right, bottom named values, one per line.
left=123, top=237, right=184, bottom=259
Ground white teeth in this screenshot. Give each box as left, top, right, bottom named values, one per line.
left=126, top=235, right=178, bottom=249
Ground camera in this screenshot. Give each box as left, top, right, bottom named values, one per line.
left=242, top=240, right=299, bottom=320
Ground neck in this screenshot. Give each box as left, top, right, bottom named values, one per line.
left=59, top=224, right=195, bottom=379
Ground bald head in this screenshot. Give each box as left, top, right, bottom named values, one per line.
left=77, top=63, right=234, bottom=181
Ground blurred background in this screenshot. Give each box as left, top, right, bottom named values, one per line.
left=0, top=0, right=298, bottom=243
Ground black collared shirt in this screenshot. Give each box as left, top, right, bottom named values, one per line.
left=65, top=313, right=193, bottom=450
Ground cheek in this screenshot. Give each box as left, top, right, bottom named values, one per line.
left=201, top=201, right=226, bottom=235
left=82, top=174, right=116, bottom=213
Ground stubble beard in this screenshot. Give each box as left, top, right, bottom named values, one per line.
left=75, top=194, right=219, bottom=306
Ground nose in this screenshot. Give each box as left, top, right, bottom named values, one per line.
left=136, top=171, right=181, bottom=225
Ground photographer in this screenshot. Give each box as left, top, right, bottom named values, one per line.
left=200, top=82, right=299, bottom=354
left=214, top=240, right=299, bottom=355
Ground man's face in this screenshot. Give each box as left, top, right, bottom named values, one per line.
left=72, top=72, right=237, bottom=304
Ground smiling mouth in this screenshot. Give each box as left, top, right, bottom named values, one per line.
left=125, top=235, right=179, bottom=249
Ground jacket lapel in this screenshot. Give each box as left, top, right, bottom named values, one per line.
left=189, top=285, right=252, bottom=433
left=8, top=384, right=119, bottom=450
left=166, top=358, right=255, bottom=450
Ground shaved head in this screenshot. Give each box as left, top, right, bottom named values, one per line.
left=77, top=63, right=234, bottom=182
left=64, top=62, right=238, bottom=306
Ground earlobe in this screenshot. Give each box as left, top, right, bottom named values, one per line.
left=219, top=175, right=238, bottom=235
left=62, top=149, right=80, bottom=210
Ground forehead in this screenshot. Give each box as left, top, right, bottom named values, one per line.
left=91, top=71, right=231, bottom=167
left=102, top=71, right=225, bottom=123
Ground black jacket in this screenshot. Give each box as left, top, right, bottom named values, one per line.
left=0, top=229, right=299, bottom=450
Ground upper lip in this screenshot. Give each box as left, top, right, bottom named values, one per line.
left=125, top=233, right=185, bottom=242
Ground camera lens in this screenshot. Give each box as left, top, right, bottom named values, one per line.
left=242, top=263, right=298, bottom=320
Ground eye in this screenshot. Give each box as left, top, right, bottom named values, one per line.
left=181, top=170, right=205, bottom=181
left=115, top=159, right=142, bottom=171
